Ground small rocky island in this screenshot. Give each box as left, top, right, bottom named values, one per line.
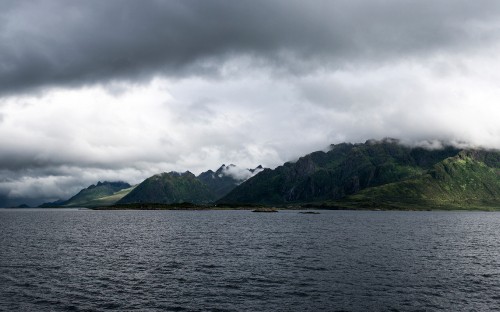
left=252, top=207, right=279, bottom=212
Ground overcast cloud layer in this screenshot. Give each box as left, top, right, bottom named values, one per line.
left=1, top=0, right=500, bottom=206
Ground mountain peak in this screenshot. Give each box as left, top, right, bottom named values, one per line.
left=118, top=169, right=214, bottom=205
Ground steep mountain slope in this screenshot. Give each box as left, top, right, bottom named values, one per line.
left=198, top=164, right=264, bottom=199
left=197, top=165, right=242, bottom=199
left=339, top=150, right=500, bottom=209
left=219, top=139, right=462, bottom=205
left=117, top=171, right=215, bottom=204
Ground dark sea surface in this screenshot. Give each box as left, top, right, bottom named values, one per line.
left=1, top=209, right=500, bottom=311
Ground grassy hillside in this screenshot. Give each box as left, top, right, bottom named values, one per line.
left=77, top=186, right=136, bottom=207
left=63, top=181, right=132, bottom=207
left=335, top=150, right=500, bottom=210
left=117, top=171, right=216, bottom=204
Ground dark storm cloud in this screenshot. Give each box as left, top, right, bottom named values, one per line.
left=2, top=0, right=500, bottom=95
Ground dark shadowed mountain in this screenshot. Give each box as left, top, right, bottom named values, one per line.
left=38, top=199, right=67, bottom=208
left=197, top=164, right=264, bottom=199
left=197, top=165, right=241, bottom=200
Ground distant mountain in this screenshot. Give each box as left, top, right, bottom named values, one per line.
left=71, top=185, right=136, bottom=207
left=218, top=139, right=500, bottom=209
left=64, top=181, right=131, bottom=207
left=38, top=199, right=68, bottom=208
left=117, top=165, right=264, bottom=205
left=117, top=171, right=215, bottom=204
left=39, top=181, right=133, bottom=208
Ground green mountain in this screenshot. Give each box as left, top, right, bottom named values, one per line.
left=339, top=149, right=500, bottom=210
left=64, top=181, right=131, bottom=206
left=74, top=186, right=136, bottom=207
left=117, top=171, right=216, bottom=204
left=38, top=181, right=133, bottom=208
left=116, top=165, right=263, bottom=205
left=218, top=139, right=500, bottom=209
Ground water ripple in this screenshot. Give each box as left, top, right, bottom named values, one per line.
left=2, top=209, right=500, bottom=311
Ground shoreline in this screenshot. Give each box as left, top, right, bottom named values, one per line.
left=88, top=206, right=500, bottom=212
left=3, top=204, right=499, bottom=211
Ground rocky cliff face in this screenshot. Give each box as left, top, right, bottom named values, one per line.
left=197, top=165, right=249, bottom=199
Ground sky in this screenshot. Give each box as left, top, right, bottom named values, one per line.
left=1, top=0, right=500, bottom=206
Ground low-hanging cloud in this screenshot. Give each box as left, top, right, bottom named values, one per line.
left=220, top=165, right=264, bottom=182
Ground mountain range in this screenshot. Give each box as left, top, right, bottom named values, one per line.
left=39, top=139, right=500, bottom=210
left=39, top=165, right=263, bottom=207
left=219, top=139, right=500, bottom=209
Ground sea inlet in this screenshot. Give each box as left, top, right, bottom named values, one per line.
left=1, top=209, right=500, bottom=311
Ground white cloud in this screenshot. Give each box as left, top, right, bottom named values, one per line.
left=220, top=165, right=264, bottom=182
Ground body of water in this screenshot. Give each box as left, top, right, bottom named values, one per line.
left=1, top=209, right=500, bottom=311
